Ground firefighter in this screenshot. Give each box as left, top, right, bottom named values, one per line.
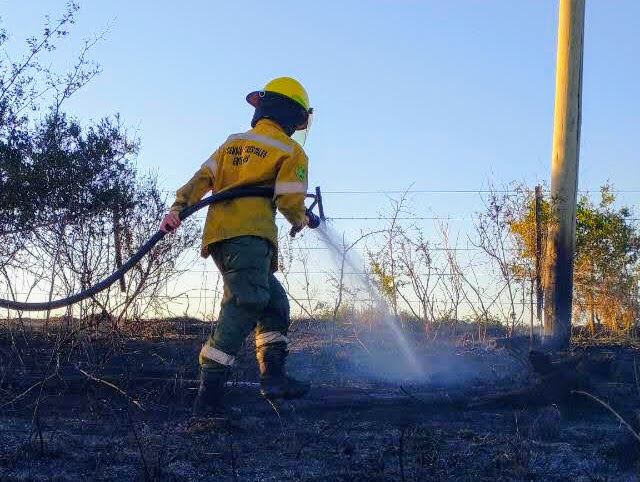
left=159, top=77, right=314, bottom=419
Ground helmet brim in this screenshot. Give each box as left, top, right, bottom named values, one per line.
left=246, top=91, right=263, bottom=108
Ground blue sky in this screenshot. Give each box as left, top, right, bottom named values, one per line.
left=2, top=0, right=639, bottom=218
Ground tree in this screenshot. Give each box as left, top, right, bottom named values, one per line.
left=509, top=185, right=640, bottom=335
left=0, top=4, right=197, bottom=322
left=573, top=187, right=640, bottom=333
left=0, top=3, right=120, bottom=237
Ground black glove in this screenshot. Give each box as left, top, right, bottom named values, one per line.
left=307, top=211, right=321, bottom=229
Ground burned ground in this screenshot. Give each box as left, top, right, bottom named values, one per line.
left=0, top=318, right=638, bottom=481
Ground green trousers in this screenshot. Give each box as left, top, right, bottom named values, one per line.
left=199, top=236, right=290, bottom=371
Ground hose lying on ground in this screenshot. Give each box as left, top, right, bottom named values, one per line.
left=0, top=186, right=274, bottom=311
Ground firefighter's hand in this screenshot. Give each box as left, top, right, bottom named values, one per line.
left=289, top=216, right=309, bottom=238
left=160, top=212, right=181, bottom=233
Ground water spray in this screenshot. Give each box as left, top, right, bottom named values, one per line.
left=311, top=203, right=424, bottom=379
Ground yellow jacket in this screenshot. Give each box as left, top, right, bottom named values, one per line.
left=170, top=119, right=309, bottom=261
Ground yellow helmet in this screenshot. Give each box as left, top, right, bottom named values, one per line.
left=247, top=77, right=314, bottom=145
left=246, top=77, right=311, bottom=113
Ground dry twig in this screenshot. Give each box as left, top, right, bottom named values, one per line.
left=572, top=390, right=640, bottom=443
left=77, top=367, right=145, bottom=411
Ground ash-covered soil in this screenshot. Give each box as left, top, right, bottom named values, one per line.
left=0, top=318, right=638, bottom=481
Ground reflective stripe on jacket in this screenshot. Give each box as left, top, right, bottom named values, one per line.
left=170, top=119, right=309, bottom=263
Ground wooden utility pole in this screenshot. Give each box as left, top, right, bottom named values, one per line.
left=543, top=0, right=586, bottom=349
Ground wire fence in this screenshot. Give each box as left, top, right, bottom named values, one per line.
left=2, top=185, right=639, bottom=325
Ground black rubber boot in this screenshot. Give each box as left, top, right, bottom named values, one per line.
left=257, top=343, right=310, bottom=400
left=191, top=368, right=239, bottom=429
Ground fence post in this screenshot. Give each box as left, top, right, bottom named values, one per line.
left=535, top=185, right=544, bottom=334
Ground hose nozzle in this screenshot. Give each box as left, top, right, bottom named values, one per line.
left=290, top=186, right=325, bottom=237
left=305, top=186, right=325, bottom=230
left=306, top=210, right=321, bottom=229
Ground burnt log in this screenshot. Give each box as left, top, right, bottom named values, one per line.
left=468, top=350, right=605, bottom=409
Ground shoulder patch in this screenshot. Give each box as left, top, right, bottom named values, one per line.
left=295, top=165, right=306, bottom=182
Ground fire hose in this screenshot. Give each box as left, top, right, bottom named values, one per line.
left=0, top=186, right=325, bottom=311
